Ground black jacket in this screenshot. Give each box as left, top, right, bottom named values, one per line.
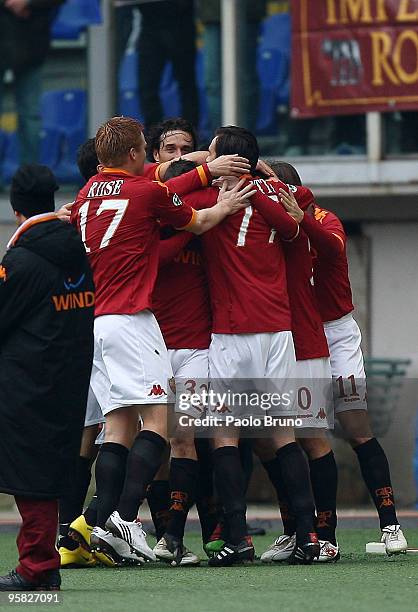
left=0, top=215, right=94, bottom=499
left=0, top=0, right=64, bottom=73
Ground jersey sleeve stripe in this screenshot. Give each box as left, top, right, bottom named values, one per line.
left=282, top=225, right=300, bottom=242
left=176, top=208, right=197, bottom=231
left=155, top=164, right=162, bottom=181
left=197, top=165, right=209, bottom=187
left=331, top=232, right=345, bottom=249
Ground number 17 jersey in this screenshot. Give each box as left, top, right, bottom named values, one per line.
left=71, top=169, right=194, bottom=317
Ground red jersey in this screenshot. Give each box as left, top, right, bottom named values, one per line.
left=300, top=207, right=354, bottom=322
left=70, top=169, right=195, bottom=317
left=240, top=177, right=327, bottom=358
left=143, top=162, right=160, bottom=180
left=153, top=232, right=211, bottom=349
left=183, top=179, right=298, bottom=334
left=283, top=233, right=329, bottom=361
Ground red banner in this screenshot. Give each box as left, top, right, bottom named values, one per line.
left=291, top=0, right=418, bottom=117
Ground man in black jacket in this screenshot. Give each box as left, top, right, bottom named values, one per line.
left=0, top=164, right=95, bottom=591
left=136, top=0, right=199, bottom=127
left=0, top=0, right=64, bottom=165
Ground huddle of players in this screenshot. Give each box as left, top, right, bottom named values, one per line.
left=57, top=116, right=408, bottom=570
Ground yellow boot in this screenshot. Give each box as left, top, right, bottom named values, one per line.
left=59, top=544, right=96, bottom=568
left=69, top=514, right=116, bottom=567
left=68, top=515, right=93, bottom=550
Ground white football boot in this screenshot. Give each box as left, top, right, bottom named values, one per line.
left=106, top=511, right=156, bottom=561
left=154, top=534, right=200, bottom=567
left=381, top=525, right=407, bottom=555
left=260, top=534, right=296, bottom=563
left=315, top=540, right=340, bottom=562
left=90, top=526, right=143, bottom=566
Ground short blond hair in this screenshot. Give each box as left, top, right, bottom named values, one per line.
left=95, top=116, right=144, bottom=166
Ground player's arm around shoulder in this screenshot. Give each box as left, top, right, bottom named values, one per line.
left=247, top=179, right=300, bottom=241
left=179, top=179, right=257, bottom=235
left=163, top=163, right=212, bottom=196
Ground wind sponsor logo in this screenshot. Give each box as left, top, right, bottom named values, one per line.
left=52, top=291, right=95, bottom=311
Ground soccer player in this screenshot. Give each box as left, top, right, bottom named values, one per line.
left=143, top=116, right=262, bottom=183
left=144, top=117, right=197, bottom=550
left=279, top=174, right=408, bottom=556
left=257, top=161, right=339, bottom=563
left=149, top=159, right=211, bottom=566
left=179, top=127, right=319, bottom=566
left=142, top=119, right=251, bottom=556
left=70, top=116, right=256, bottom=565
left=144, top=117, right=198, bottom=180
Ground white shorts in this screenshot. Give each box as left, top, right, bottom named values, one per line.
left=90, top=310, right=173, bottom=416
left=84, top=386, right=105, bottom=427
left=208, top=331, right=296, bottom=419
left=324, top=313, right=367, bottom=414
left=168, top=348, right=209, bottom=418
left=291, top=357, right=333, bottom=429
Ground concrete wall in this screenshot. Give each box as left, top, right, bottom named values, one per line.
left=364, top=223, right=418, bottom=358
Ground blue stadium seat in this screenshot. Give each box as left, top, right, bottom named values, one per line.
left=256, top=88, right=278, bottom=135
left=119, top=51, right=139, bottom=92
left=255, top=12, right=291, bottom=132
left=259, top=48, right=288, bottom=88
left=259, top=13, right=291, bottom=53
left=256, top=45, right=290, bottom=133
left=41, top=89, right=87, bottom=183
left=196, top=48, right=209, bottom=135
left=39, top=127, right=62, bottom=170
left=2, top=132, right=19, bottom=183
left=118, top=89, right=142, bottom=121
left=52, top=0, right=102, bottom=40
left=160, top=63, right=181, bottom=118
left=54, top=128, right=86, bottom=183
left=41, top=89, right=87, bottom=135
left=0, top=129, right=6, bottom=169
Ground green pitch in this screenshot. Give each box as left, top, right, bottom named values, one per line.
left=1, top=530, right=417, bottom=612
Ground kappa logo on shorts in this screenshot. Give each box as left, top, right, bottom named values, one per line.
left=148, top=384, right=167, bottom=397
left=172, top=193, right=183, bottom=207
left=316, top=407, right=327, bottom=419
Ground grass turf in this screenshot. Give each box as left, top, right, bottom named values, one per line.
left=0, top=530, right=417, bottom=612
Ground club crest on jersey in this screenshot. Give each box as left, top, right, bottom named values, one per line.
left=172, top=194, right=183, bottom=207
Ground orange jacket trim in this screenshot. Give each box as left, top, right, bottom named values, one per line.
left=7, top=213, right=58, bottom=249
